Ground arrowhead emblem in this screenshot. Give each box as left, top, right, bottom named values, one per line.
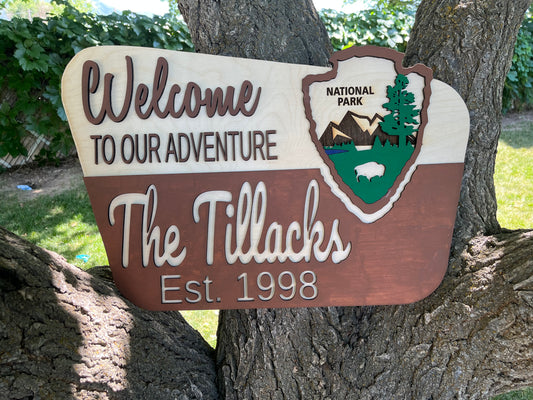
left=303, top=46, right=433, bottom=222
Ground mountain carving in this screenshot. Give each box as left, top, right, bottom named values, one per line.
left=319, top=112, right=415, bottom=148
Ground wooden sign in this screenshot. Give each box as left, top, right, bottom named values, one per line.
left=61, top=46, right=469, bottom=310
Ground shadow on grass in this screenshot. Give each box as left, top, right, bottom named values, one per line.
left=0, top=184, right=108, bottom=269
left=500, top=120, right=533, bottom=149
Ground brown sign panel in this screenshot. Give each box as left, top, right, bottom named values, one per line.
left=62, top=46, right=469, bottom=310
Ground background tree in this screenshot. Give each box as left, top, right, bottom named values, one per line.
left=177, top=0, right=533, bottom=398
left=1, top=0, right=94, bottom=19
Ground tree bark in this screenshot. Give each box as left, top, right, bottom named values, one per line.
left=0, top=226, right=218, bottom=399
left=178, top=0, right=332, bottom=66
left=404, top=0, right=532, bottom=249
left=178, top=0, right=533, bottom=398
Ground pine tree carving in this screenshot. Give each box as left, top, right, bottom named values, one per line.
left=379, top=74, right=420, bottom=147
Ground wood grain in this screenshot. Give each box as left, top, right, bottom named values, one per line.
left=62, top=45, right=470, bottom=309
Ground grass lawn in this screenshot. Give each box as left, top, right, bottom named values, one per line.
left=494, top=388, right=533, bottom=400
left=494, top=119, right=533, bottom=229
left=0, top=115, right=531, bottom=397
left=0, top=186, right=108, bottom=270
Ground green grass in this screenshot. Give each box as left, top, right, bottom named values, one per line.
left=494, top=388, right=533, bottom=400
left=181, top=310, right=219, bottom=348
left=494, top=120, right=533, bottom=229
left=0, top=184, right=108, bottom=270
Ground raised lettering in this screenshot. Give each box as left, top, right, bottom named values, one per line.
left=82, top=57, right=262, bottom=124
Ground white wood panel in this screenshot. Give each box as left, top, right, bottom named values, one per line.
left=62, top=46, right=469, bottom=179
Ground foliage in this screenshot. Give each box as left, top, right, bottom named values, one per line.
left=373, top=0, right=419, bottom=11
left=1, top=0, right=94, bottom=19
left=167, top=0, right=180, bottom=20
left=502, top=9, right=533, bottom=113
left=319, top=7, right=414, bottom=52
left=0, top=1, right=193, bottom=163
left=0, top=1, right=530, bottom=164
left=2, top=0, right=61, bottom=19
left=343, top=0, right=420, bottom=13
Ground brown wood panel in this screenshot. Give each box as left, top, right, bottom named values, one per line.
left=85, top=163, right=463, bottom=310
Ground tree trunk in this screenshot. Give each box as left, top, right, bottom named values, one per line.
left=179, top=0, right=533, bottom=398
left=0, top=226, right=218, bottom=399
left=177, top=0, right=332, bottom=65
left=404, top=0, right=532, bottom=249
